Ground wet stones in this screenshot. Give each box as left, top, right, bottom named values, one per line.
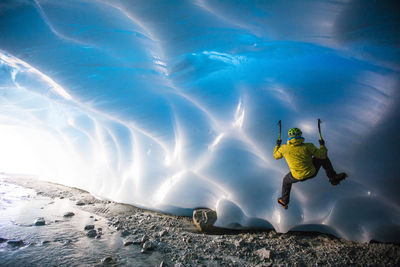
left=87, top=229, right=97, bottom=238
left=84, top=224, right=95, bottom=230
left=101, top=256, right=114, bottom=264
left=84, top=224, right=98, bottom=238
left=7, top=239, right=24, bottom=247
left=132, top=238, right=143, bottom=245
left=141, top=235, right=148, bottom=243
left=121, top=229, right=131, bottom=237
left=34, top=217, right=46, bottom=226
left=193, top=208, right=217, bottom=232
left=123, top=240, right=133, bottom=246
left=141, top=240, right=155, bottom=252
left=0, top=237, right=7, bottom=243
left=63, top=212, right=75, bottom=217
left=75, top=200, right=85, bottom=206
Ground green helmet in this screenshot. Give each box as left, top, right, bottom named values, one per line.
left=288, top=128, right=302, bottom=137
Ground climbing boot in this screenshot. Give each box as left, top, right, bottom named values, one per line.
left=331, top=173, right=347, bottom=186
left=278, top=198, right=288, bottom=209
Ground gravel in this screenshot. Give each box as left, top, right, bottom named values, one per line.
left=5, top=176, right=400, bottom=267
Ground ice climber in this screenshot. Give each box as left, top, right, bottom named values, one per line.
left=273, top=127, right=347, bottom=209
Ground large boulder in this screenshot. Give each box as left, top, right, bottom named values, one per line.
left=193, top=208, right=217, bottom=232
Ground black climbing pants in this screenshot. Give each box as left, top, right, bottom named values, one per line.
left=281, top=157, right=337, bottom=204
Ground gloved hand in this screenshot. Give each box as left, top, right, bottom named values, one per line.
left=319, top=139, right=325, bottom=146
left=276, top=139, right=282, bottom=146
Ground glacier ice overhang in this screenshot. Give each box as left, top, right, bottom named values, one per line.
left=0, top=0, right=400, bottom=242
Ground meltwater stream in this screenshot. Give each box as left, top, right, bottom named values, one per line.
left=0, top=177, right=165, bottom=266
left=0, top=0, right=400, bottom=242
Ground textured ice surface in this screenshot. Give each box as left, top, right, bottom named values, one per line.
left=1, top=0, right=400, bottom=242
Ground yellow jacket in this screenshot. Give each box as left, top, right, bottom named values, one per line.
left=273, top=138, right=327, bottom=179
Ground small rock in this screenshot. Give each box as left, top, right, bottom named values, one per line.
left=98, top=227, right=103, bottom=232
left=267, top=230, right=277, bottom=239
left=87, top=229, right=97, bottom=238
left=193, top=209, right=217, bottom=232
left=234, top=239, right=245, bottom=248
left=42, top=240, right=51, bottom=245
left=124, top=240, right=133, bottom=246
left=142, top=240, right=155, bottom=251
left=121, top=230, right=131, bottom=237
left=101, top=256, right=113, bottom=263
left=132, top=239, right=142, bottom=245
left=95, top=234, right=101, bottom=239
left=7, top=240, right=24, bottom=247
left=160, top=261, right=168, bottom=267
left=140, top=235, right=148, bottom=243
left=255, top=248, right=271, bottom=260
left=84, top=225, right=95, bottom=230
left=63, top=212, right=75, bottom=217
left=76, top=200, right=85, bottom=206
left=159, top=230, right=168, bottom=237
left=35, top=217, right=45, bottom=226
left=0, top=237, right=7, bottom=243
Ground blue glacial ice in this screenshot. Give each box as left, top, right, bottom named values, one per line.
left=0, top=0, right=400, bottom=242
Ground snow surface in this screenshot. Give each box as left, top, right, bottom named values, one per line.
left=1, top=0, right=400, bottom=242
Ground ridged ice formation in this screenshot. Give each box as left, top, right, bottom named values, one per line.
left=1, top=0, right=399, bottom=242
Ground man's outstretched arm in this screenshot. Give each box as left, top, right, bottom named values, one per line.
left=273, top=141, right=284, bottom=159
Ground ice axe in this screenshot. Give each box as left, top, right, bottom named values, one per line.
left=318, top=118, right=324, bottom=144
left=278, top=120, right=282, bottom=142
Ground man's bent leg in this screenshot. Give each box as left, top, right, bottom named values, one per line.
left=281, top=172, right=299, bottom=204
left=312, top=157, right=336, bottom=181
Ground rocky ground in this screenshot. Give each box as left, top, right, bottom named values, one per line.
left=2, top=176, right=400, bottom=267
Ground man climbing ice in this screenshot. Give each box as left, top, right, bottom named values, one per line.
left=273, top=127, right=347, bottom=209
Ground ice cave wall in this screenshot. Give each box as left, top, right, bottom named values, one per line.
left=0, top=0, right=399, bottom=242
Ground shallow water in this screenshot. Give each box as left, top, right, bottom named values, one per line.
left=0, top=179, right=165, bottom=266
